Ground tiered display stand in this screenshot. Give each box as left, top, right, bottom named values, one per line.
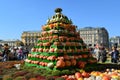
left=25, top=8, right=97, bottom=71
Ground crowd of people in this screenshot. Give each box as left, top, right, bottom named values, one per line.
left=0, top=43, right=120, bottom=64
left=91, top=45, right=120, bottom=64
left=0, top=44, right=29, bottom=61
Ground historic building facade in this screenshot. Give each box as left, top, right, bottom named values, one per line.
left=79, top=27, right=109, bottom=48
left=0, top=39, right=22, bottom=47
left=110, top=36, right=120, bottom=48
left=21, top=31, right=41, bottom=49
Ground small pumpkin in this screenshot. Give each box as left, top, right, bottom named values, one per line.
left=54, top=42, right=61, bottom=46
left=31, top=48, right=36, bottom=52
left=66, top=42, right=71, bottom=46
left=44, top=62, right=48, bottom=66
left=71, top=59, right=77, bottom=66
left=29, top=77, right=37, bottom=80
left=35, top=55, right=39, bottom=58
left=63, top=55, right=70, bottom=60
left=77, top=61, right=86, bottom=69
left=38, top=43, right=43, bottom=46
left=28, top=54, right=32, bottom=57
left=49, top=24, right=54, bottom=29
left=57, top=56, right=64, bottom=60
left=82, top=54, right=88, bottom=58
left=53, top=35, right=59, bottom=39
left=65, top=60, right=71, bottom=67
left=49, top=48, right=54, bottom=53
left=56, top=59, right=65, bottom=68
left=45, top=49, right=49, bottom=52
left=47, top=62, right=54, bottom=68
left=38, top=48, right=43, bottom=52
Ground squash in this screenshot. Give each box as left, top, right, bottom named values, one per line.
left=49, top=36, right=53, bottom=40
left=49, top=48, right=54, bottom=53
left=31, top=48, right=36, bottom=52
left=56, top=59, right=65, bottom=68
left=57, top=56, right=64, bottom=60
left=29, top=77, right=37, bottom=80
left=66, top=42, right=71, bottom=46
left=54, top=42, right=61, bottom=46
left=49, top=24, right=54, bottom=29
left=47, top=62, right=54, bottom=68
left=63, top=55, right=70, bottom=60
left=71, top=59, right=77, bottom=66
left=38, top=48, right=43, bottom=52
left=53, top=35, right=59, bottom=39
left=82, top=54, right=88, bottom=58
left=77, top=61, right=87, bottom=69
left=65, top=60, right=71, bottom=67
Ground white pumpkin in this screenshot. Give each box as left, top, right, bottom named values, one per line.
left=96, top=76, right=102, bottom=80
left=47, top=62, right=54, bottom=68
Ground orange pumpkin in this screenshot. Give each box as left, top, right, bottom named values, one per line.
left=45, top=42, right=50, bottom=46
left=29, top=77, right=37, bottom=80
left=82, top=54, right=88, bottom=58
left=53, top=35, right=58, bottom=39
left=77, top=61, right=86, bottom=69
left=59, top=36, right=65, bottom=42
left=28, top=54, right=31, bottom=57
left=31, top=48, right=36, bottom=52
left=54, top=23, right=58, bottom=27
left=57, top=56, right=64, bottom=60
left=35, top=55, right=39, bottom=58
left=38, top=48, right=43, bottom=52
left=49, top=24, right=54, bottom=29
left=49, top=36, right=53, bottom=40
left=65, top=42, right=70, bottom=46
left=44, top=62, right=48, bottom=66
left=63, top=55, right=70, bottom=60
left=71, top=59, right=77, bottom=66
left=56, top=59, right=65, bottom=68
left=65, top=60, right=71, bottom=67
left=54, top=42, right=61, bottom=46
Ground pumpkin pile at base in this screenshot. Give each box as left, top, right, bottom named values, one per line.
left=25, top=8, right=97, bottom=71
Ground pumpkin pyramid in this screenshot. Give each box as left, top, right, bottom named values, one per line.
left=25, top=8, right=97, bottom=70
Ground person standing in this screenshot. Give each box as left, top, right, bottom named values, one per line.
left=111, top=47, right=119, bottom=63
left=17, top=47, right=23, bottom=60
left=23, top=47, right=29, bottom=59
left=99, top=47, right=107, bottom=63
left=12, top=47, right=18, bottom=60
left=94, top=46, right=100, bottom=62
left=2, top=44, right=10, bottom=61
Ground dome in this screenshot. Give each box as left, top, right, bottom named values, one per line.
left=47, top=8, right=73, bottom=24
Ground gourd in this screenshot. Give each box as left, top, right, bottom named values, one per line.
left=47, top=62, right=54, bottom=68
left=56, top=59, right=65, bottom=68
left=71, top=59, right=76, bottom=66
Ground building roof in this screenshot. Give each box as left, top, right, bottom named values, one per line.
left=80, top=27, right=106, bottom=30
left=22, top=31, right=41, bottom=33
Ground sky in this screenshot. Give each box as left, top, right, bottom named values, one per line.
left=0, top=0, right=120, bottom=40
